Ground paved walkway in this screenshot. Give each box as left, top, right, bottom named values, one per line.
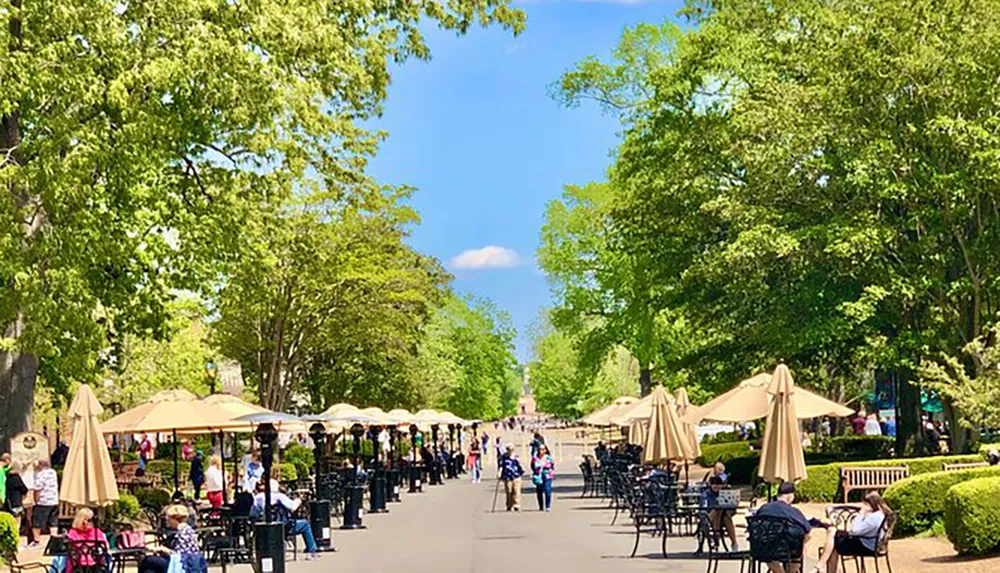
left=262, top=468, right=744, bottom=573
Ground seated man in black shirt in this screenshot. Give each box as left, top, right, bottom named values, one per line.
left=753, top=481, right=812, bottom=572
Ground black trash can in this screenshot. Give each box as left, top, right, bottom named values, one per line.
left=309, top=500, right=333, bottom=550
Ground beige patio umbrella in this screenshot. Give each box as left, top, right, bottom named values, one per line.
left=610, top=387, right=675, bottom=427
left=322, top=402, right=361, bottom=417
left=61, top=384, right=120, bottom=507
left=148, top=389, right=198, bottom=402
left=581, top=396, right=638, bottom=426
left=628, top=420, right=647, bottom=446
left=642, top=386, right=691, bottom=465
left=758, top=365, right=808, bottom=484
left=682, top=371, right=853, bottom=424
left=386, top=408, right=415, bottom=425
left=674, top=387, right=702, bottom=460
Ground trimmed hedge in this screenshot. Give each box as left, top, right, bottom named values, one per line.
left=135, top=487, right=172, bottom=510
left=696, top=442, right=752, bottom=465
left=825, top=435, right=894, bottom=461
left=702, top=431, right=742, bottom=445
left=884, top=466, right=1000, bottom=535
left=796, top=454, right=987, bottom=502
left=944, top=477, right=1000, bottom=555
left=0, top=511, right=17, bottom=564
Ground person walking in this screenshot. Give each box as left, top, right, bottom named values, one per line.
left=531, top=444, right=555, bottom=512
left=468, top=439, right=482, bottom=483
left=498, top=444, right=524, bottom=511
left=32, top=459, right=59, bottom=544
left=4, top=462, right=35, bottom=548
left=205, top=455, right=224, bottom=508
left=189, top=450, right=205, bottom=500
left=529, top=432, right=544, bottom=458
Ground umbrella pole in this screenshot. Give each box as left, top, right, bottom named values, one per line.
left=233, top=433, right=240, bottom=494
left=173, top=428, right=179, bottom=495
left=219, top=429, right=226, bottom=503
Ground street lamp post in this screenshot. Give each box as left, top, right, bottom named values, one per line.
left=387, top=426, right=401, bottom=502
left=446, top=424, right=457, bottom=479
left=308, top=423, right=333, bottom=551
left=204, top=360, right=217, bottom=394
left=253, top=423, right=284, bottom=573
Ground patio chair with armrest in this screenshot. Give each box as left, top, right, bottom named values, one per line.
left=747, top=515, right=805, bottom=573
left=67, top=538, right=109, bottom=573
left=825, top=508, right=897, bottom=573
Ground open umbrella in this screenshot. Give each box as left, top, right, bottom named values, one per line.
left=758, top=365, right=808, bottom=484
left=581, top=396, right=638, bottom=426
left=610, top=387, right=676, bottom=427
left=61, top=384, right=120, bottom=507
left=642, top=386, right=691, bottom=465
left=682, top=372, right=853, bottom=424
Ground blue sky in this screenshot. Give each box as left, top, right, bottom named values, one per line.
left=366, top=0, right=685, bottom=361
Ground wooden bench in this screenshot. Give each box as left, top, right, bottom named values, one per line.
left=840, top=466, right=909, bottom=502
left=943, top=461, right=988, bottom=472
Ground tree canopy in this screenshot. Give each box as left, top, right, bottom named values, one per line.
left=544, top=0, right=1000, bottom=452
left=0, top=0, right=525, bottom=443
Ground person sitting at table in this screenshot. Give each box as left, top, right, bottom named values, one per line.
left=66, top=508, right=108, bottom=573
left=140, top=505, right=203, bottom=573
left=704, top=461, right=728, bottom=484
left=702, top=476, right=739, bottom=552
left=811, top=491, right=891, bottom=573
left=250, top=481, right=320, bottom=559
left=754, top=482, right=812, bottom=573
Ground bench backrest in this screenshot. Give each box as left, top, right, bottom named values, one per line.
left=840, top=466, right=909, bottom=487
left=942, top=462, right=988, bottom=471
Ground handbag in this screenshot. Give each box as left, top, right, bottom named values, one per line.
left=119, top=530, right=146, bottom=549
left=531, top=459, right=546, bottom=486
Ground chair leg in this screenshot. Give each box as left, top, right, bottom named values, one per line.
left=874, top=554, right=880, bottom=573
left=885, top=555, right=893, bottom=573
left=631, top=525, right=641, bottom=558
left=661, top=526, right=669, bottom=558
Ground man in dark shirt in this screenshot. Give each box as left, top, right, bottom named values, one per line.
left=754, top=482, right=812, bottom=570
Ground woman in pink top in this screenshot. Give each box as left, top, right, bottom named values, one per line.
left=66, top=508, right=108, bottom=573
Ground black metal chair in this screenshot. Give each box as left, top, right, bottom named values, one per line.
left=67, top=538, right=109, bottom=573
left=747, top=515, right=805, bottom=573
left=833, top=510, right=898, bottom=573
left=218, top=517, right=254, bottom=573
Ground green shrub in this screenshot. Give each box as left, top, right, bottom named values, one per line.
left=281, top=443, right=314, bottom=482
left=107, top=493, right=141, bottom=522
left=796, top=454, right=987, bottom=502
left=135, top=487, right=172, bottom=510
left=696, top=442, right=752, bottom=465
left=702, top=431, right=742, bottom=445
left=146, top=459, right=192, bottom=485
left=274, top=462, right=297, bottom=482
left=826, top=435, right=894, bottom=461
left=884, top=466, right=1000, bottom=535
left=726, top=455, right=760, bottom=484
left=944, top=477, right=1000, bottom=555
left=0, top=511, right=18, bottom=564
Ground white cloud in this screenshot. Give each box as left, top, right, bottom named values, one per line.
left=450, top=246, right=522, bottom=270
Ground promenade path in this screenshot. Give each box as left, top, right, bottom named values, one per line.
left=267, top=462, right=735, bottom=573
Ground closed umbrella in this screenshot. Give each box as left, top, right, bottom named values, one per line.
left=628, top=420, right=647, bottom=446
left=642, top=386, right=691, bottom=465
left=758, top=365, right=808, bottom=484
left=674, top=387, right=702, bottom=460
left=61, top=384, right=120, bottom=507
left=682, top=372, right=853, bottom=424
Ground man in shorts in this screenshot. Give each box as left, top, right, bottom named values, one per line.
left=32, top=459, right=60, bottom=542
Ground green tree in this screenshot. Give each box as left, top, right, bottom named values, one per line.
left=0, top=0, right=524, bottom=446
left=413, top=295, right=520, bottom=420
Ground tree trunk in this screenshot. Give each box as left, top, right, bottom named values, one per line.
left=894, top=368, right=923, bottom=456
left=0, top=314, right=40, bottom=453
left=638, top=366, right=652, bottom=397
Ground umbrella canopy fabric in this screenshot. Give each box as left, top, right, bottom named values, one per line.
left=758, top=365, right=808, bottom=484
left=610, top=388, right=675, bottom=427
left=148, top=389, right=198, bottom=402
left=101, top=394, right=250, bottom=435
left=582, top=396, right=639, bottom=426
left=628, top=420, right=647, bottom=446
left=322, top=403, right=361, bottom=417
left=642, top=386, right=691, bottom=465
left=386, top=409, right=415, bottom=425
left=674, top=387, right=702, bottom=460
left=61, top=385, right=120, bottom=506
left=682, top=372, right=853, bottom=424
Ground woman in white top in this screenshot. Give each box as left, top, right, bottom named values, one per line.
left=205, top=455, right=225, bottom=508
left=813, top=491, right=890, bottom=573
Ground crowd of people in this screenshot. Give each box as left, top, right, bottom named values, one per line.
left=1, top=455, right=62, bottom=550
